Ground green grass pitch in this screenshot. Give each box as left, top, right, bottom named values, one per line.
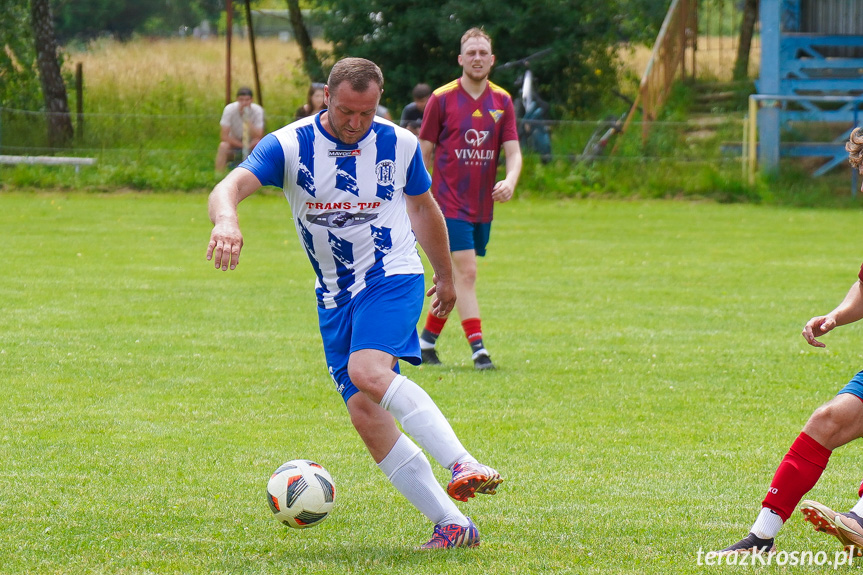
left=3, top=191, right=863, bottom=573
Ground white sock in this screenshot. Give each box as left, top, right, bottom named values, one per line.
left=751, top=507, right=784, bottom=539
left=377, top=434, right=467, bottom=526
left=380, top=374, right=469, bottom=469
left=419, top=338, right=435, bottom=350
left=851, top=498, right=863, bottom=517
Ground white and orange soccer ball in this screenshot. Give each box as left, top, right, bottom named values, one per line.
left=266, top=459, right=335, bottom=529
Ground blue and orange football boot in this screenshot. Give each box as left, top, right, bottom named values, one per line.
left=418, top=517, right=480, bottom=550
left=446, top=461, right=502, bottom=502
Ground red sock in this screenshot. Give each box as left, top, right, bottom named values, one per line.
left=762, top=432, right=831, bottom=521
left=424, top=313, right=448, bottom=336
left=461, top=318, right=483, bottom=344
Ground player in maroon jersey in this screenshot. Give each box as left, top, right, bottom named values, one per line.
left=717, top=128, right=863, bottom=557
left=417, top=27, right=522, bottom=370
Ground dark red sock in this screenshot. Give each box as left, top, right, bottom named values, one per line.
left=762, top=432, right=831, bottom=521
left=461, top=318, right=483, bottom=344
left=424, top=313, right=448, bottom=336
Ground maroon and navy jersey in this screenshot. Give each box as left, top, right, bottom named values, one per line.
left=419, top=79, right=519, bottom=223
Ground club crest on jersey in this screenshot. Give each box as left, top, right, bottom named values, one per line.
left=306, top=211, right=379, bottom=228
left=489, top=109, right=504, bottom=123
left=375, top=160, right=396, bottom=186
left=328, top=149, right=362, bottom=157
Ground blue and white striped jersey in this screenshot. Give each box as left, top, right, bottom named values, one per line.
left=239, top=113, right=432, bottom=309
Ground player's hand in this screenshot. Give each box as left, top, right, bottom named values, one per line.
left=207, top=222, right=244, bottom=271
left=426, top=273, right=456, bottom=318
left=491, top=179, right=515, bottom=203
left=802, top=314, right=837, bottom=348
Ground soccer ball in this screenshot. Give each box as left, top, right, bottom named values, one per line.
left=266, top=459, right=335, bottom=529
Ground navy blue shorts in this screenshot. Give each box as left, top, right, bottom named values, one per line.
left=317, top=274, right=424, bottom=404
left=446, top=218, right=492, bottom=256
left=837, top=369, right=863, bottom=401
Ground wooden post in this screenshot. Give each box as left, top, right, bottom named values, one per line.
left=225, top=0, right=233, bottom=105
left=243, top=0, right=263, bottom=107
left=75, top=62, right=83, bottom=142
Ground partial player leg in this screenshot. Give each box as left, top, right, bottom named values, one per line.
left=377, top=372, right=503, bottom=500
left=419, top=313, right=447, bottom=365
left=451, top=249, right=494, bottom=370
left=346, top=394, right=479, bottom=548
left=717, top=393, right=863, bottom=555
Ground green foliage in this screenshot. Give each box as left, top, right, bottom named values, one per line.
left=314, top=0, right=622, bottom=119
left=0, top=0, right=43, bottom=109
left=51, top=0, right=224, bottom=41
left=616, top=0, right=670, bottom=44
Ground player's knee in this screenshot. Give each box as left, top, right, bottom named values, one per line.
left=346, top=359, right=385, bottom=396
left=806, top=401, right=853, bottom=439
left=454, top=263, right=478, bottom=286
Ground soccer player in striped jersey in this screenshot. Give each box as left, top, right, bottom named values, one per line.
left=206, top=57, right=502, bottom=549
left=717, top=128, right=863, bottom=557
left=418, top=27, right=522, bottom=370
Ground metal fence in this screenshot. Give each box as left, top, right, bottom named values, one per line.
left=0, top=106, right=750, bottom=171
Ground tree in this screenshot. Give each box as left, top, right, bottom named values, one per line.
left=0, top=0, right=42, bottom=110
left=51, top=0, right=224, bottom=42
left=733, top=0, right=758, bottom=81
left=286, top=0, right=325, bottom=81
left=615, top=0, right=670, bottom=44
left=31, top=0, right=73, bottom=147
left=315, top=0, right=622, bottom=118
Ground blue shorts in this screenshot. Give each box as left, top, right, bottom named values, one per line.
left=446, top=218, right=492, bottom=257
left=317, top=274, right=424, bottom=404
left=837, top=370, right=863, bottom=401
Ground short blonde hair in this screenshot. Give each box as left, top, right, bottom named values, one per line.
left=848, top=127, right=863, bottom=174
left=460, top=27, right=492, bottom=53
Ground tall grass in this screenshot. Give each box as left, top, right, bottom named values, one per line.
left=67, top=37, right=321, bottom=118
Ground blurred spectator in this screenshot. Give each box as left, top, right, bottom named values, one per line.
left=216, top=86, right=264, bottom=172
left=376, top=104, right=393, bottom=121
left=295, top=82, right=326, bottom=121
left=400, top=83, right=431, bottom=136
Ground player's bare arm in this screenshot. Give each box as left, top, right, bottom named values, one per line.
left=419, top=139, right=435, bottom=172
left=491, top=139, right=522, bottom=203
left=802, top=280, right=863, bottom=347
left=207, top=167, right=262, bottom=271
left=405, top=191, right=456, bottom=317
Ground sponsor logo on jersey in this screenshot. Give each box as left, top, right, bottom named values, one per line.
left=306, top=211, right=379, bottom=228
left=454, top=148, right=495, bottom=160
left=455, top=129, right=494, bottom=163
left=328, top=149, right=362, bottom=157
left=465, top=129, right=490, bottom=147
